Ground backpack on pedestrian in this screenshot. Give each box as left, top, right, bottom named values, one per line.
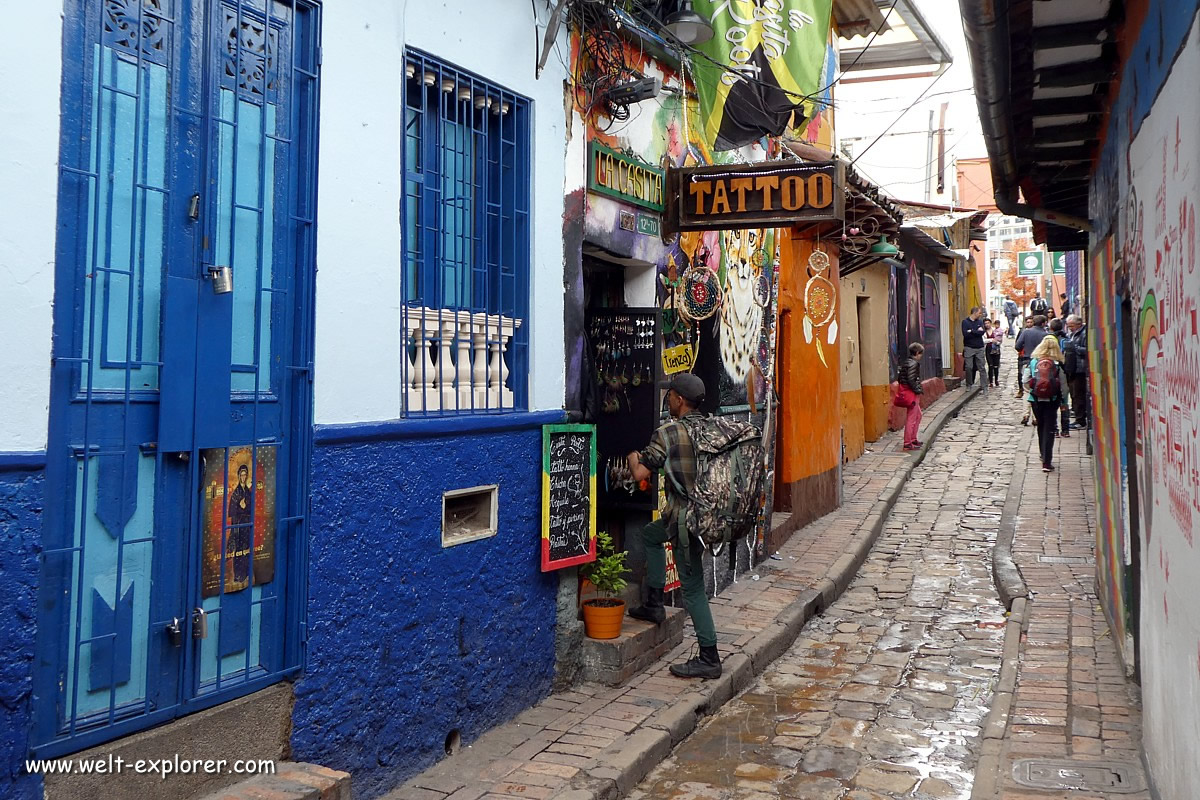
left=675, top=415, right=767, bottom=551
left=1031, top=358, right=1061, bottom=400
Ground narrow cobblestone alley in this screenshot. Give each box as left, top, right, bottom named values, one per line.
left=627, top=365, right=1148, bottom=800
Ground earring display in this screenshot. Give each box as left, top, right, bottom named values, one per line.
left=586, top=307, right=662, bottom=510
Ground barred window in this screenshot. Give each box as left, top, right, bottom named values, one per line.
left=402, top=50, right=530, bottom=414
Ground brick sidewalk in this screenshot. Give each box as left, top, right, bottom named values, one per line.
left=382, top=389, right=973, bottom=800
left=984, top=415, right=1150, bottom=798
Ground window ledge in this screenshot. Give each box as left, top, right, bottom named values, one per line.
left=313, top=409, right=567, bottom=446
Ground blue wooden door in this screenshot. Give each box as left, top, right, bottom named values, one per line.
left=35, top=0, right=319, bottom=757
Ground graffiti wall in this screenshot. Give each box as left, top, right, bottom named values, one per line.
left=889, top=243, right=944, bottom=382
left=1121, top=18, right=1200, bottom=795
left=568, top=32, right=779, bottom=412
left=1087, top=240, right=1131, bottom=657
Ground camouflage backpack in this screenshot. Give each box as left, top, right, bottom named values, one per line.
left=675, top=415, right=767, bottom=550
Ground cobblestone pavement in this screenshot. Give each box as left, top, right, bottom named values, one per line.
left=385, top=392, right=971, bottom=800
left=629, top=366, right=1150, bottom=800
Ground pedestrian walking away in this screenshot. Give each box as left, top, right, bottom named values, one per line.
left=985, top=318, right=1004, bottom=387
left=1026, top=335, right=1070, bottom=471
left=1065, top=314, right=1090, bottom=428
left=961, top=306, right=987, bottom=388
left=1003, top=297, right=1019, bottom=337
left=1014, top=314, right=1048, bottom=404
left=896, top=342, right=925, bottom=451
left=1049, top=318, right=1071, bottom=437
left=1029, top=295, right=1049, bottom=316
left=626, top=372, right=721, bottom=680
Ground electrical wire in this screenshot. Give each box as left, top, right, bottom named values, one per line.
left=849, top=68, right=949, bottom=167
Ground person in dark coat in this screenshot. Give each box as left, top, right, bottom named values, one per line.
left=1049, top=318, right=1072, bottom=438
left=1015, top=315, right=1049, bottom=405
left=1065, top=315, right=1089, bottom=428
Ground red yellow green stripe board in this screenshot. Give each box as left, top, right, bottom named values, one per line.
left=541, top=424, right=598, bottom=571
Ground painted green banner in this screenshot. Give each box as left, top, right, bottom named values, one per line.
left=1017, top=250, right=1046, bottom=277
left=691, top=1, right=835, bottom=151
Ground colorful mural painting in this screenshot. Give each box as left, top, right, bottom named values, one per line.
left=1088, top=239, right=1130, bottom=653
left=888, top=254, right=942, bottom=382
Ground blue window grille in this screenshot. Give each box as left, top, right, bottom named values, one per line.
left=402, top=50, right=530, bottom=415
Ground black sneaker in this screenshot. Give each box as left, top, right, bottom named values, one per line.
left=669, top=645, right=722, bottom=679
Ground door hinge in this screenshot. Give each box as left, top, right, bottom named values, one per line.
left=316, top=47, right=323, bottom=66
left=300, top=621, right=308, bottom=643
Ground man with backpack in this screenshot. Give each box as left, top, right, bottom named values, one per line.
left=1003, top=297, right=1019, bottom=337
left=627, top=372, right=765, bottom=679
left=625, top=373, right=721, bottom=679
left=1029, top=295, right=1049, bottom=317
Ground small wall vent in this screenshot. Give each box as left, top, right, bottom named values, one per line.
left=442, top=485, right=499, bottom=546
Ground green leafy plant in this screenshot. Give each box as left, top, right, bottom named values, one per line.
left=580, top=531, right=628, bottom=601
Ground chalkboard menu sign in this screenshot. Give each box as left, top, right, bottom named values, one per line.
left=540, top=424, right=597, bottom=571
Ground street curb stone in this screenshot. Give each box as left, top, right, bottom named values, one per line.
left=540, top=384, right=984, bottom=800
left=993, top=424, right=1035, bottom=609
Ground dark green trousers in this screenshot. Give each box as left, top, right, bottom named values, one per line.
left=641, top=518, right=717, bottom=647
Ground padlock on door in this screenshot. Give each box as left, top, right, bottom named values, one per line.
left=208, top=265, right=233, bottom=295
left=192, top=608, right=209, bottom=639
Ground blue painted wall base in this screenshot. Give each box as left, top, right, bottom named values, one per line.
left=292, top=424, right=559, bottom=799
left=0, top=467, right=46, bottom=800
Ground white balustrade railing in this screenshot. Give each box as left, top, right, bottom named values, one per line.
left=403, top=307, right=523, bottom=413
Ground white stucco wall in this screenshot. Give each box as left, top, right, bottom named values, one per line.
left=313, top=0, right=568, bottom=424
left=0, top=3, right=63, bottom=452
left=1127, top=20, right=1200, bottom=797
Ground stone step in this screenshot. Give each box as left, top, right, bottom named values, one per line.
left=198, top=762, right=350, bottom=800
left=580, top=606, right=687, bottom=686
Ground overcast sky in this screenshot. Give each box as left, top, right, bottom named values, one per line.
left=834, top=0, right=989, bottom=203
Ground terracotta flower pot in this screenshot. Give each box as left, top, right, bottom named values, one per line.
left=582, top=598, right=626, bottom=639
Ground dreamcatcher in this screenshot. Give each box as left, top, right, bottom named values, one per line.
left=802, top=247, right=838, bottom=366
left=679, top=265, right=722, bottom=322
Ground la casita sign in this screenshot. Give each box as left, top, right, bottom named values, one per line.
left=666, top=160, right=845, bottom=232
left=588, top=142, right=665, bottom=212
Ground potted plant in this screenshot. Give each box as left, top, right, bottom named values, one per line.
left=579, top=531, right=629, bottom=639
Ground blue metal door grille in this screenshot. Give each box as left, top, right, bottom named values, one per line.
left=35, top=0, right=320, bottom=758
left=402, top=50, right=530, bottom=415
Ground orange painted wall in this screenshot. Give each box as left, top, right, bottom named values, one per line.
left=862, top=384, right=891, bottom=441
left=776, top=230, right=841, bottom=484
left=841, top=390, right=865, bottom=461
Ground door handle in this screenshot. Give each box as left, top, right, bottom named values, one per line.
left=166, top=617, right=183, bottom=647
left=192, top=608, right=209, bottom=639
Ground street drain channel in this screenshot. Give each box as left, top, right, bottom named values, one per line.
left=1011, top=759, right=1145, bottom=793
left=1036, top=554, right=1095, bottom=564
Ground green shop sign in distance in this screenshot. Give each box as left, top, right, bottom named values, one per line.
left=588, top=141, right=665, bottom=212
left=1017, top=250, right=1045, bottom=276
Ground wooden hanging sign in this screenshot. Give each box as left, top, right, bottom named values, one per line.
left=665, top=160, right=845, bottom=233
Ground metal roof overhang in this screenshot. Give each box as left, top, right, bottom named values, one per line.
left=900, top=223, right=963, bottom=272
left=838, top=0, right=953, bottom=72
left=960, top=0, right=1121, bottom=250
